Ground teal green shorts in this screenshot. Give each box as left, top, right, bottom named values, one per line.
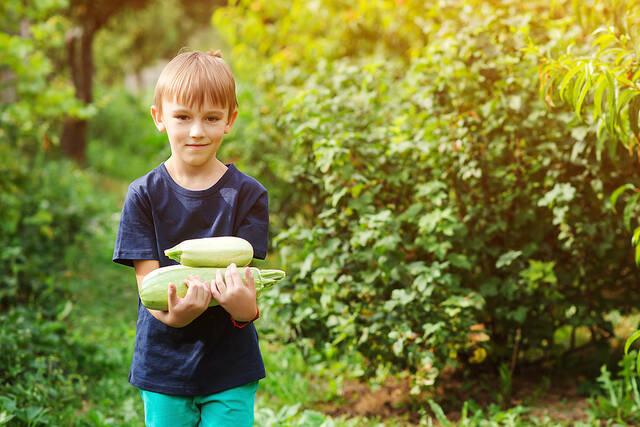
left=139, top=381, right=259, bottom=427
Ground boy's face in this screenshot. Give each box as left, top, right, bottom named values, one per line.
left=151, top=98, right=238, bottom=168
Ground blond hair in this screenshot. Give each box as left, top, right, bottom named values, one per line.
left=153, top=49, right=238, bottom=118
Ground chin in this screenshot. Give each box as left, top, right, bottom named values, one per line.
left=185, top=154, right=216, bottom=166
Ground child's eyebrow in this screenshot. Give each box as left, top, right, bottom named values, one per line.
left=171, top=108, right=225, bottom=115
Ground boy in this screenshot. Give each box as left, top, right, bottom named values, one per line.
left=113, top=50, right=268, bottom=426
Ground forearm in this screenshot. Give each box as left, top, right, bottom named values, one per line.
left=147, top=308, right=196, bottom=328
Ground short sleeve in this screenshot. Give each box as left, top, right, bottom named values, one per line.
left=235, top=190, right=269, bottom=260
left=113, top=185, right=158, bottom=267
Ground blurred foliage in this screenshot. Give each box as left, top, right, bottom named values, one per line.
left=87, top=88, right=168, bottom=180
left=0, top=1, right=111, bottom=423
left=0, top=147, right=102, bottom=307
left=0, top=0, right=91, bottom=153
left=93, top=0, right=228, bottom=87
left=0, top=1, right=103, bottom=306
left=215, top=0, right=640, bottom=394
left=94, top=0, right=196, bottom=86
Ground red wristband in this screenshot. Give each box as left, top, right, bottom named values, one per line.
left=230, top=307, right=259, bottom=328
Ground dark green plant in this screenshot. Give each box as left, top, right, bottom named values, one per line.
left=257, top=6, right=638, bottom=393
left=0, top=147, right=102, bottom=308
left=587, top=354, right=640, bottom=424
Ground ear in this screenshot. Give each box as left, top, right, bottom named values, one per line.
left=150, top=105, right=166, bottom=132
left=224, top=109, right=239, bottom=134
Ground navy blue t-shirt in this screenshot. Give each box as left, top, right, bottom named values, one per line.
left=113, top=162, right=268, bottom=396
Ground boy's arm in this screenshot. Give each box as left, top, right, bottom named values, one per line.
left=134, top=260, right=213, bottom=328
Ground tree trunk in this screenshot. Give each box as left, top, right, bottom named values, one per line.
left=61, top=23, right=95, bottom=165
left=61, top=119, right=87, bottom=164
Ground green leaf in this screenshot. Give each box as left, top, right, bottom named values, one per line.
left=496, top=250, right=522, bottom=268
left=512, top=306, right=528, bottom=323
left=541, top=69, right=559, bottom=104
left=623, top=192, right=640, bottom=231
left=593, top=32, right=617, bottom=51
left=428, top=399, right=454, bottom=427
left=632, top=226, right=640, bottom=246
left=558, top=65, right=583, bottom=103
left=624, top=330, right=640, bottom=355
left=610, top=183, right=635, bottom=213
left=572, top=66, right=586, bottom=109
left=629, top=94, right=640, bottom=139
left=605, top=68, right=618, bottom=135
left=575, top=70, right=591, bottom=119
left=448, top=253, right=472, bottom=270
left=617, top=89, right=637, bottom=127
left=592, top=73, right=607, bottom=120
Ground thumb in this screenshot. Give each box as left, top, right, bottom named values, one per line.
left=167, top=282, right=178, bottom=311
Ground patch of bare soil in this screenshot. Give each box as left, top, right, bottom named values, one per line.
left=316, top=367, right=593, bottom=425
left=319, top=376, right=414, bottom=421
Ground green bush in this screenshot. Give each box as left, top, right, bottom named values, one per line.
left=0, top=307, right=91, bottom=425
left=0, top=3, right=114, bottom=422
left=0, top=147, right=102, bottom=308
left=0, top=148, right=108, bottom=423
left=260, top=7, right=638, bottom=392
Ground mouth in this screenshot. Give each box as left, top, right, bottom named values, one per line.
left=186, top=143, right=210, bottom=148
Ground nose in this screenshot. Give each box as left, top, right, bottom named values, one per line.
left=189, top=120, right=205, bottom=138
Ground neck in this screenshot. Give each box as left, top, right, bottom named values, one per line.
left=164, top=157, right=228, bottom=191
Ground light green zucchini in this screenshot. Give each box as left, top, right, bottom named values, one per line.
left=140, top=265, right=285, bottom=311
left=164, top=236, right=254, bottom=267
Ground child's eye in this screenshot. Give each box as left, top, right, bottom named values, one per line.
left=207, top=116, right=221, bottom=122
left=175, top=115, right=189, bottom=120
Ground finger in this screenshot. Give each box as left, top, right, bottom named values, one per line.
left=210, top=273, right=222, bottom=300
left=201, top=281, right=212, bottom=306
left=190, top=276, right=206, bottom=300
left=229, top=263, right=244, bottom=288
left=211, top=271, right=222, bottom=295
left=244, top=267, right=255, bottom=291
left=184, top=276, right=195, bottom=297
left=226, top=263, right=244, bottom=289
left=216, top=269, right=226, bottom=294
left=225, top=264, right=236, bottom=288
left=167, top=283, right=178, bottom=311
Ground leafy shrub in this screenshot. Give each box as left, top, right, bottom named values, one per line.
left=0, top=4, right=112, bottom=422
left=259, top=6, right=639, bottom=392
left=0, top=148, right=109, bottom=423
left=0, top=147, right=102, bottom=308
left=0, top=307, right=90, bottom=425
left=586, top=354, right=640, bottom=424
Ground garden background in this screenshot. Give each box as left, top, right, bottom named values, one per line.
left=2, top=0, right=640, bottom=425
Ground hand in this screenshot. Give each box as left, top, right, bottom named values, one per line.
left=211, top=263, right=258, bottom=322
left=165, top=274, right=212, bottom=327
